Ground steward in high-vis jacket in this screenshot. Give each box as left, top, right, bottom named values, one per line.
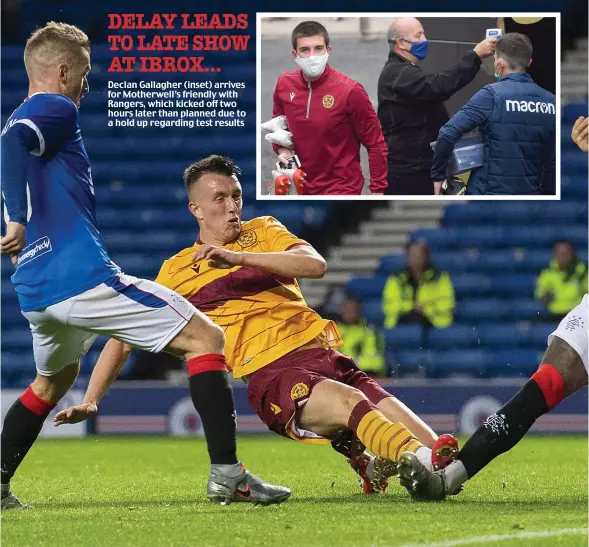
left=382, top=240, right=455, bottom=329
left=535, top=240, right=588, bottom=319
left=337, top=296, right=386, bottom=376
left=431, top=33, right=556, bottom=196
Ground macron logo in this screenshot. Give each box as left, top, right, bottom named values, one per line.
left=505, top=99, right=555, bottom=114
left=290, top=92, right=296, bottom=101
left=17, top=236, right=52, bottom=267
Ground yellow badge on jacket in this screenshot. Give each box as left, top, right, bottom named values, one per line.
left=322, top=95, right=334, bottom=108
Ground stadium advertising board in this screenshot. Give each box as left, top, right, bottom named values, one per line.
left=95, top=381, right=587, bottom=436
left=0, top=389, right=86, bottom=438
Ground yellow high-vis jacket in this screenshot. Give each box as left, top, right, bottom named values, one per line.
left=382, top=268, right=455, bottom=329
left=535, top=260, right=588, bottom=315
left=337, top=321, right=385, bottom=376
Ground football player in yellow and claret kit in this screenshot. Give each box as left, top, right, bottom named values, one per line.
left=58, top=155, right=460, bottom=494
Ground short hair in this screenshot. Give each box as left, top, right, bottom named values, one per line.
left=183, top=155, right=241, bottom=195
left=387, top=18, right=404, bottom=44
left=496, top=32, right=533, bottom=70
left=291, top=21, right=329, bottom=50
left=24, top=22, right=90, bottom=74
left=553, top=239, right=576, bottom=251
left=406, top=238, right=430, bottom=252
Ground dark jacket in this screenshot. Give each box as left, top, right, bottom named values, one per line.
left=377, top=50, right=482, bottom=175
left=432, top=73, right=556, bottom=195
left=469, top=73, right=556, bottom=195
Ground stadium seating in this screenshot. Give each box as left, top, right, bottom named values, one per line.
left=0, top=42, right=333, bottom=387
left=349, top=103, right=588, bottom=378
left=1, top=31, right=587, bottom=384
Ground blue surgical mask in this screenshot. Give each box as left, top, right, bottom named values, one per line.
left=403, top=38, right=429, bottom=60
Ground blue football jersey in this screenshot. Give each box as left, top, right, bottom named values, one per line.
left=1, top=93, right=119, bottom=312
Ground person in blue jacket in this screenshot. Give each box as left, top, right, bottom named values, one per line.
left=431, top=33, right=556, bottom=196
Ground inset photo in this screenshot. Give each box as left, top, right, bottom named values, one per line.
left=257, top=14, right=559, bottom=199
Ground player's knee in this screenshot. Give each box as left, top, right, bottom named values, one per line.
left=188, top=319, right=225, bottom=355
left=177, top=315, right=225, bottom=356
left=200, top=321, right=225, bottom=355
left=31, top=362, right=79, bottom=403
left=339, top=385, right=367, bottom=414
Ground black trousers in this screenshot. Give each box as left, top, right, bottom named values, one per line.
left=385, top=171, right=434, bottom=196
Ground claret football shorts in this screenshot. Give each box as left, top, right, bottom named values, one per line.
left=247, top=347, right=391, bottom=443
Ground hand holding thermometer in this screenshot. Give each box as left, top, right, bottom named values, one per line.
left=486, top=28, right=502, bottom=39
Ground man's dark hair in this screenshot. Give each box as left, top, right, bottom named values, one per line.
left=291, top=21, right=329, bottom=50
left=406, top=238, right=431, bottom=253
left=553, top=239, right=577, bottom=252
left=496, top=32, right=533, bottom=70
left=183, top=155, right=241, bottom=194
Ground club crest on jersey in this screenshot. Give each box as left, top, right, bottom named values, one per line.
left=322, top=95, right=335, bottom=108
left=565, top=315, right=585, bottom=332
left=290, top=382, right=309, bottom=400
left=237, top=229, right=257, bottom=249
left=290, top=92, right=296, bottom=101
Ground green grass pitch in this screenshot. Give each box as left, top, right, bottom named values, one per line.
left=2, top=435, right=587, bottom=547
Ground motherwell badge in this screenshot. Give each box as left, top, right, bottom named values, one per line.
left=237, top=229, right=257, bottom=249
left=290, top=382, right=309, bottom=400
left=322, top=95, right=335, bottom=108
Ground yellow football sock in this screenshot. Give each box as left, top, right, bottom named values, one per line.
left=349, top=400, right=422, bottom=461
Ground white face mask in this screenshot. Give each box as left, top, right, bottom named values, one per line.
left=294, top=52, right=329, bottom=78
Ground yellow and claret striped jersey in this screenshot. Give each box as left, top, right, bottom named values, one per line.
left=155, top=216, right=342, bottom=377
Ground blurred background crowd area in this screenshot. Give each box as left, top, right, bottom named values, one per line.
left=1, top=1, right=588, bottom=386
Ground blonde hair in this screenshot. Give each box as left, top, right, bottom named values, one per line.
left=24, top=22, right=90, bottom=76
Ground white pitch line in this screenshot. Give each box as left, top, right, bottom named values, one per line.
left=388, top=527, right=588, bottom=547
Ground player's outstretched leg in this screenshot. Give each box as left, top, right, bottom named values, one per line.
left=300, top=380, right=431, bottom=476
left=1, top=362, right=79, bottom=510
left=339, top=359, right=460, bottom=491
left=333, top=432, right=458, bottom=495
left=165, top=313, right=290, bottom=505
left=442, top=336, right=587, bottom=496
left=323, top=364, right=461, bottom=495
left=397, top=452, right=447, bottom=501
left=399, top=335, right=588, bottom=501
left=375, top=398, right=460, bottom=477
left=331, top=431, right=392, bottom=494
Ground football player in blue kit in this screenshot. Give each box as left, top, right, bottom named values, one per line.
left=0, top=22, right=290, bottom=509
